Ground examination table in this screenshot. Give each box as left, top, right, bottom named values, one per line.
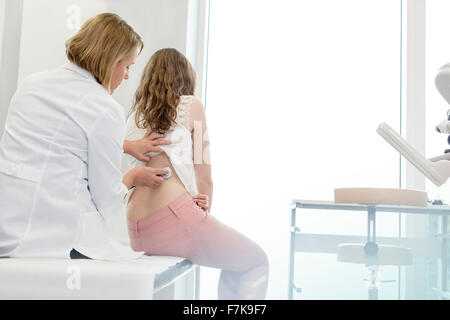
left=0, top=209, right=199, bottom=300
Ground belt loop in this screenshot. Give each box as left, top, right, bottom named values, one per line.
left=135, top=220, right=139, bottom=234
left=168, top=203, right=180, bottom=219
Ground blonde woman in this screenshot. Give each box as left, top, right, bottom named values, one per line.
left=126, top=48, right=269, bottom=299
left=0, top=13, right=169, bottom=261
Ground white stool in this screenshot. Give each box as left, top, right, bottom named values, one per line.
left=337, top=243, right=413, bottom=299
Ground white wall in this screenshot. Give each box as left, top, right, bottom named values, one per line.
left=1, top=0, right=208, bottom=132
left=0, top=0, right=23, bottom=137
left=18, top=0, right=190, bottom=113
left=0, top=0, right=5, bottom=63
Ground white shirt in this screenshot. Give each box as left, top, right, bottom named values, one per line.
left=0, top=62, right=144, bottom=261
left=125, top=95, right=198, bottom=196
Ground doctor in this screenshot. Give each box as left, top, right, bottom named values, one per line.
left=0, top=13, right=169, bottom=260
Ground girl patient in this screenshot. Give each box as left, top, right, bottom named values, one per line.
left=125, top=48, right=269, bottom=299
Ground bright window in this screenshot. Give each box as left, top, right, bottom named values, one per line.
left=203, top=0, right=402, bottom=299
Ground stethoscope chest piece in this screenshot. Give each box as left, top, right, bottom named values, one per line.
left=161, top=167, right=172, bottom=180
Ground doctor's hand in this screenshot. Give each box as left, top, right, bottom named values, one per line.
left=123, top=131, right=171, bottom=162
left=123, top=167, right=169, bottom=189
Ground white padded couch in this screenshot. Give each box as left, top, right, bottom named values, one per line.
left=0, top=205, right=199, bottom=300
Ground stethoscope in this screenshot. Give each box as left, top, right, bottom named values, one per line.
left=159, top=167, right=172, bottom=180
left=125, top=166, right=173, bottom=205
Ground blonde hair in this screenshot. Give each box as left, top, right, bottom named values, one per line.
left=131, top=48, right=196, bottom=133
left=65, top=13, right=143, bottom=92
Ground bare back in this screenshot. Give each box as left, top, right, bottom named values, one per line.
left=127, top=153, right=186, bottom=221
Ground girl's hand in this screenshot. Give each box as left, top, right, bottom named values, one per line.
left=193, top=194, right=209, bottom=212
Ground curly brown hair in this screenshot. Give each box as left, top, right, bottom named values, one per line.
left=131, top=48, right=196, bottom=133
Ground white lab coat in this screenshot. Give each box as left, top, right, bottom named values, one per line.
left=0, top=62, right=144, bottom=261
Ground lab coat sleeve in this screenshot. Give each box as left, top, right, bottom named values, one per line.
left=86, top=105, right=128, bottom=221
left=123, top=112, right=147, bottom=170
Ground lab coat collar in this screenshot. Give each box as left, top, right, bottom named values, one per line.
left=62, top=61, right=99, bottom=84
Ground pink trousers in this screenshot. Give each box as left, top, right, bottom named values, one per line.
left=127, top=192, right=269, bottom=300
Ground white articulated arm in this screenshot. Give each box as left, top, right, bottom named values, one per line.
left=377, top=122, right=450, bottom=187
left=435, top=64, right=450, bottom=134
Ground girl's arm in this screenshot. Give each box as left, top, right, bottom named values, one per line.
left=190, top=97, right=213, bottom=212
